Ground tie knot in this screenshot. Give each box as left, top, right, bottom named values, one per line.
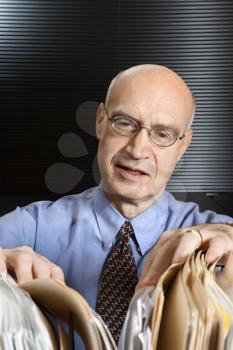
left=120, top=221, right=134, bottom=238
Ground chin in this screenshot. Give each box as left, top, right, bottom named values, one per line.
left=104, top=181, right=158, bottom=203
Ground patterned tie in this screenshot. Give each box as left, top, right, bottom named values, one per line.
left=95, top=221, right=138, bottom=344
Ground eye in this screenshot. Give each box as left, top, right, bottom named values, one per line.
left=156, top=131, right=171, bottom=139
left=151, top=128, right=176, bottom=145
left=114, top=116, right=138, bottom=132
left=152, top=129, right=172, bottom=139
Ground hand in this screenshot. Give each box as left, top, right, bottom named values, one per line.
left=136, top=223, right=233, bottom=291
left=0, top=246, right=64, bottom=284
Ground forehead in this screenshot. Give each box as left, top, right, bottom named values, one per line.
left=107, top=70, right=193, bottom=129
left=108, top=94, right=188, bottom=131
left=111, top=104, right=178, bottom=127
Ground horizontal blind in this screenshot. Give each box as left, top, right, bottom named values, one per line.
left=0, top=0, right=118, bottom=195
left=1, top=0, right=233, bottom=194
left=119, top=0, right=233, bottom=192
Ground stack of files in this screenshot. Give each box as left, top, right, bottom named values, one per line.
left=1, top=252, right=233, bottom=350
left=119, top=252, right=233, bottom=350
left=0, top=273, right=117, bottom=350
left=0, top=273, right=56, bottom=350
left=20, top=277, right=117, bottom=350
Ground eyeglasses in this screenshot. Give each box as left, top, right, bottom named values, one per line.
left=104, top=106, right=186, bottom=148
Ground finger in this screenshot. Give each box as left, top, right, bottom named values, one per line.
left=0, top=247, right=7, bottom=274
left=205, top=236, right=233, bottom=263
left=49, top=262, right=65, bottom=281
left=172, top=230, right=202, bottom=263
left=33, top=254, right=64, bottom=281
left=136, top=238, right=178, bottom=291
left=32, top=256, right=51, bottom=279
left=12, top=253, right=33, bottom=284
left=138, top=230, right=178, bottom=280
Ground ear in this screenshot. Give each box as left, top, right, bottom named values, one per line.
left=177, top=128, right=192, bottom=162
left=96, top=102, right=106, bottom=140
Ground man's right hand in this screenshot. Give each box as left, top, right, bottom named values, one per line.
left=0, top=246, right=64, bottom=284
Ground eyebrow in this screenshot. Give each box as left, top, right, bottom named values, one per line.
left=111, top=109, right=180, bottom=135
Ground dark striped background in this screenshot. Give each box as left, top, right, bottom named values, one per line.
left=0, top=0, right=232, bottom=215
left=119, top=0, right=233, bottom=192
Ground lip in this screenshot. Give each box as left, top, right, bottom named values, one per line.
left=116, top=164, right=149, bottom=181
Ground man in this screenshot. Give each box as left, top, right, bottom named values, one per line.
left=0, top=64, right=232, bottom=347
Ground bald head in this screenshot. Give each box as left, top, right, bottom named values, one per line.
left=97, top=64, right=195, bottom=215
left=105, top=64, right=195, bottom=129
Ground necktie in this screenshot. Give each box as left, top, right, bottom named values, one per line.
left=95, top=221, right=138, bottom=344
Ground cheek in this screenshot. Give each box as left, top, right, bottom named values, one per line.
left=97, top=135, right=124, bottom=170
left=154, top=150, right=179, bottom=180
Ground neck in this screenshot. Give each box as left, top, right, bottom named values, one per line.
left=103, top=188, right=165, bottom=219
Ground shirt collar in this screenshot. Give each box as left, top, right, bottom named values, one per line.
left=93, top=186, right=169, bottom=255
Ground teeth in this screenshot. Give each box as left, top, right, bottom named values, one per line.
left=128, top=168, right=141, bottom=174
left=118, top=165, right=144, bottom=175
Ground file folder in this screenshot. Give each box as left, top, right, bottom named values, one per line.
left=1, top=252, right=233, bottom=349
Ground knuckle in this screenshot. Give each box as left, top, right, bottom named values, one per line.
left=33, top=265, right=50, bottom=278
left=17, top=246, right=34, bottom=254
left=37, top=259, right=50, bottom=269
left=50, top=263, right=64, bottom=278
left=51, top=263, right=63, bottom=274
left=15, top=252, right=33, bottom=265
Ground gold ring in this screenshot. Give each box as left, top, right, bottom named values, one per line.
left=186, top=229, right=203, bottom=244
left=226, top=222, right=233, bottom=227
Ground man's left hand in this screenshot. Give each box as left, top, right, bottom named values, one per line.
left=136, top=223, right=233, bottom=291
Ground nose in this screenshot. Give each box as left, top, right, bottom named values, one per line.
left=124, top=128, right=152, bottom=159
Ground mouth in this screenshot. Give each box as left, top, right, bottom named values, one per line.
left=116, top=164, right=149, bottom=179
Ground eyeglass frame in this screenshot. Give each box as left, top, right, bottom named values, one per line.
left=103, top=105, right=186, bottom=148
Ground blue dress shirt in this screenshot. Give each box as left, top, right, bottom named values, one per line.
left=0, top=185, right=231, bottom=348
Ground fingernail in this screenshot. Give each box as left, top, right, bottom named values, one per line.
left=141, top=274, right=157, bottom=285
left=143, top=276, right=154, bottom=282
